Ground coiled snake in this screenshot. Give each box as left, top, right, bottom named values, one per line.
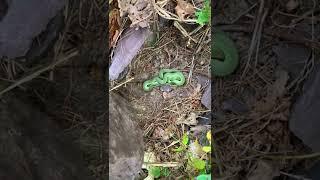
left=212, top=30, right=239, bottom=76
left=143, top=69, right=185, bottom=91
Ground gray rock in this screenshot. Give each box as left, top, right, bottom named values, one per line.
left=109, top=92, right=144, bottom=180
left=201, top=84, right=211, bottom=109
left=290, top=64, right=320, bottom=152
left=160, top=85, right=173, bottom=92
left=272, top=44, right=311, bottom=78
left=109, top=28, right=151, bottom=80
left=0, top=0, right=66, bottom=58
left=221, top=98, right=249, bottom=114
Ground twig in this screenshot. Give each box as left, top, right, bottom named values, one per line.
left=230, top=3, right=258, bottom=24
left=109, top=77, right=135, bottom=92
left=0, top=50, right=78, bottom=97
left=264, top=152, right=320, bottom=160
left=187, top=56, right=195, bottom=84
left=217, top=25, right=320, bottom=50
left=143, top=162, right=181, bottom=167
left=242, top=0, right=265, bottom=78
left=280, top=171, right=312, bottom=180
left=253, top=9, right=268, bottom=71
left=173, top=21, right=197, bottom=43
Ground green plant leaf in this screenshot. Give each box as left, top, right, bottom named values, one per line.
left=190, top=158, right=206, bottom=170
left=161, top=167, right=171, bottom=177
left=173, top=146, right=185, bottom=152
left=195, top=0, right=211, bottom=25
left=202, top=146, right=211, bottom=153
left=150, top=167, right=161, bottom=178
left=182, top=133, right=189, bottom=145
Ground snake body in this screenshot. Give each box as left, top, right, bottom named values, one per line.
left=212, top=30, right=239, bottom=77
left=143, top=69, right=185, bottom=91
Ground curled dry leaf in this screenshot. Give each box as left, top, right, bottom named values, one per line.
left=176, top=112, right=198, bottom=126
left=117, top=0, right=152, bottom=28
left=175, top=0, right=195, bottom=20
left=109, top=9, right=121, bottom=48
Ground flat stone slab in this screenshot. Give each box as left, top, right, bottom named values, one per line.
left=290, top=64, right=320, bottom=152
left=109, top=92, right=144, bottom=179
left=0, top=0, right=66, bottom=58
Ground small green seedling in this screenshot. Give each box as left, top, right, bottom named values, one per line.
left=172, top=131, right=212, bottom=178
left=147, top=166, right=171, bottom=179
left=173, top=133, right=189, bottom=152
left=143, top=152, right=171, bottom=179
left=195, top=0, right=211, bottom=25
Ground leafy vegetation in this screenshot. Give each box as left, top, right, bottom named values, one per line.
left=173, top=131, right=212, bottom=179
left=195, top=0, right=211, bottom=25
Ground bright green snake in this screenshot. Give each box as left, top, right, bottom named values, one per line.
left=143, top=69, right=185, bottom=91
left=212, top=30, right=239, bottom=77
left=143, top=31, right=238, bottom=91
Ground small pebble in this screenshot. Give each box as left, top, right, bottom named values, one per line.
left=160, top=85, right=173, bottom=92
left=197, top=112, right=212, bottom=125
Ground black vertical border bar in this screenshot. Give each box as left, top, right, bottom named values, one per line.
left=106, top=0, right=110, bottom=178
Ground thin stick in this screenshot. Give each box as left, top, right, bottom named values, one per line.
left=0, top=50, right=78, bottom=97
left=264, top=152, right=320, bottom=160
left=280, top=171, right=312, bottom=180
left=109, top=77, right=135, bottom=92
left=241, top=0, right=265, bottom=78
left=187, top=56, right=195, bottom=84
left=143, top=162, right=181, bottom=167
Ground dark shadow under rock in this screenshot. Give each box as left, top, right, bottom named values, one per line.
left=0, top=92, right=93, bottom=180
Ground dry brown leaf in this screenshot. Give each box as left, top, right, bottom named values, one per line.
left=109, top=9, right=120, bottom=48
left=117, top=0, right=152, bottom=28
left=175, top=0, right=195, bottom=20
left=270, top=69, right=289, bottom=98
left=255, top=69, right=289, bottom=113
left=152, top=127, right=165, bottom=139
left=176, top=112, right=197, bottom=126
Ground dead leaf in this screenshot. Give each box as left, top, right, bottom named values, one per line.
left=152, top=125, right=174, bottom=140
left=271, top=69, right=289, bottom=98
left=190, top=83, right=202, bottom=98
left=176, top=112, right=197, bottom=126
left=255, top=69, right=289, bottom=113
left=118, top=0, right=152, bottom=28
left=109, top=9, right=120, bottom=48
left=175, top=0, right=195, bottom=20
left=248, top=160, right=280, bottom=180
left=152, top=127, right=165, bottom=139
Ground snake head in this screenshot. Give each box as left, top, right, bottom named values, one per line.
left=167, top=77, right=184, bottom=86
left=166, top=72, right=185, bottom=86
